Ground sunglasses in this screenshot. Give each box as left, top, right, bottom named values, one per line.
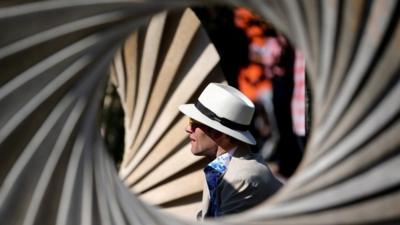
left=189, top=118, right=203, bottom=127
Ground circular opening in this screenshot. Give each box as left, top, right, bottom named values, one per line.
left=103, top=5, right=310, bottom=221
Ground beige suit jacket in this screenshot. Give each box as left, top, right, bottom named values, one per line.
left=199, top=146, right=282, bottom=220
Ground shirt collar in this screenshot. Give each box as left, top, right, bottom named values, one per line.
left=206, top=147, right=237, bottom=173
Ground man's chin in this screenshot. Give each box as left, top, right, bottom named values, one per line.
left=191, top=149, right=203, bottom=157
left=191, top=151, right=201, bottom=156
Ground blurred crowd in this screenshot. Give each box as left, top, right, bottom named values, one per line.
left=194, top=6, right=310, bottom=179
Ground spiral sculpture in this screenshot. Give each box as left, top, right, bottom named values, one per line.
left=0, top=1, right=399, bottom=225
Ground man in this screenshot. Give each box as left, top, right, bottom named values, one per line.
left=179, top=83, right=282, bottom=220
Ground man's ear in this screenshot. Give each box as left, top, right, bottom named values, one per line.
left=211, top=130, right=224, bottom=141
left=205, top=127, right=224, bottom=141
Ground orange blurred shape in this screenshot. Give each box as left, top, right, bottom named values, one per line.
left=246, top=25, right=264, bottom=39
left=238, top=63, right=272, bottom=101
left=234, top=7, right=254, bottom=29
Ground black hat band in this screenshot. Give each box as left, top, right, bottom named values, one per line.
left=194, top=101, right=249, bottom=131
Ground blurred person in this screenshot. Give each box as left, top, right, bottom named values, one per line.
left=268, top=39, right=304, bottom=178
left=246, top=23, right=286, bottom=78
left=179, top=83, right=282, bottom=220
left=237, top=63, right=278, bottom=156
left=291, top=50, right=307, bottom=152
left=238, top=8, right=304, bottom=177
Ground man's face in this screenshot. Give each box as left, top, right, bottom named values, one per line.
left=185, top=118, right=218, bottom=159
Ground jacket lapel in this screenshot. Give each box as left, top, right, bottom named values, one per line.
left=200, top=173, right=210, bottom=219
left=200, top=146, right=249, bottom=220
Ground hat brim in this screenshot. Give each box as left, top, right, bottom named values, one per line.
left=179, top=104, right=256, bottom=145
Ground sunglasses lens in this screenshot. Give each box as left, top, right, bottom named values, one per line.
left=189, top=118, right=200, bottom=126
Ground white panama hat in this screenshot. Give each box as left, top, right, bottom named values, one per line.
left=179, top=83, right=256, bottom=145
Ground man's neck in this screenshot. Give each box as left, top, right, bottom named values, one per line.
left=216, top=144, right=237, bottom=157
